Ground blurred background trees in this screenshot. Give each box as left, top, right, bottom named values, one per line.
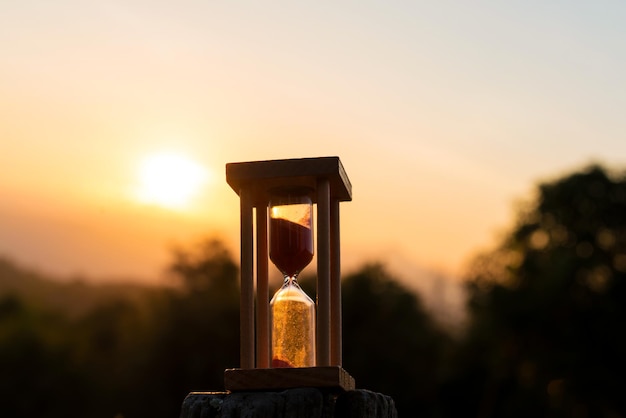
left=341, top=263, right=450, bottom=416
left=1, top=163, right=625, bottom=417
left=444, top=164, right=626, bottom=417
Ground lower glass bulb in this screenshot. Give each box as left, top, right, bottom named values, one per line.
left=270, top=278, right=316, bottom=368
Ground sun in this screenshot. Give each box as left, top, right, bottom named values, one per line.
left=136, top=152, right=211, bottom=210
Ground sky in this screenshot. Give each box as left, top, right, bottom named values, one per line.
left=1, top=1, right=626, bottom=301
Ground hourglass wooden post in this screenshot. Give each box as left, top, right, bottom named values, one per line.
left=224, top=156, right=354, bottom=391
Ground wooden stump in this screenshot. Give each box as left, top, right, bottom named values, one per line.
left=180, top=388, right=397, bottom=418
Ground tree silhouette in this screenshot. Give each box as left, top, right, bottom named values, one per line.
left=342, top=263, right=449, bottom=417
left=0, top=295, right=92, bottom=418
left=141, top=238, right=241, bottom=417
left=451, top=164, right=626, bottom=417
left=169, top=238, right=240, bottom=298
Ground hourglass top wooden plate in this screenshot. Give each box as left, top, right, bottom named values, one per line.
left=226, top=156, right=352, bottom=203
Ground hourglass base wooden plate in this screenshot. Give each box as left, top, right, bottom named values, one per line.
left=224, top=366, right=355, bottom=392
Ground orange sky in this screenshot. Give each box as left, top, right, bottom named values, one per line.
left=2, top=1, right=626, bottom=300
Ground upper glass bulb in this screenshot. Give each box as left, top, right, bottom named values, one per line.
left=269, top=190, right=314, bottom=278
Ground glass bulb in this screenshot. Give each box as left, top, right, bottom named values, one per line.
left=268, top=188, right=316, bottom=368
left=270, top=278, right=316, bottom=367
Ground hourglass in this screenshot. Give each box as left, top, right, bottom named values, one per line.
left=224, top=156, right=355, bottom=391
left=269, top=189, right=316, bottom=368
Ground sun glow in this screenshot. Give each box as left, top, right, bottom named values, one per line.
left=136, top=152, right=211, bottom=210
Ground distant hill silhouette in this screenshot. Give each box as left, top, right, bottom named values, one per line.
left=0, top=256, right=160, bottom=318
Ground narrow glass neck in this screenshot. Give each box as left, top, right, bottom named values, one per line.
left=283, top=275, right=299, bottom=285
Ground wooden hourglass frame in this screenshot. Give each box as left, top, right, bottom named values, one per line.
left=224, top=157, right=355, bottom=391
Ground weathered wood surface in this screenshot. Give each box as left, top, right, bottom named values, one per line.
left=180, top=388, right=397, bottom=418
left=224, top=366, right=355, bottom=392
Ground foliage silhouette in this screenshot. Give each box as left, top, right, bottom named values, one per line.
left=138, top=238, right=240, bottom=417
left=0, top=294, right=92, bottom=418
left=341, top=263, right=449, bottom=416
left=446, top=164, right=626, bottom=417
